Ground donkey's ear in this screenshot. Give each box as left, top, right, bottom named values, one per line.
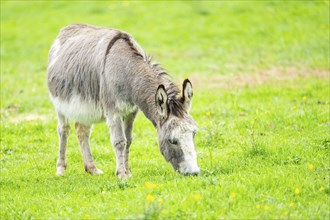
left=182, top=79, right=193, bottom=112
left=155, top=85, right=169, bottom=118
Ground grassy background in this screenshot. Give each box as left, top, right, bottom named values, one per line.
left=1, top=1, right=329, bottom=219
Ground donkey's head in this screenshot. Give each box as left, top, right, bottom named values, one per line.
left=155, top=79, right=200, bottom=175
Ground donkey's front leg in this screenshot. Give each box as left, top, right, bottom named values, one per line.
left=75, top=123, right=103, bottom=175
left=107, top=115, right=129, bottom=178
left=123, top=111, right=138, bottom=177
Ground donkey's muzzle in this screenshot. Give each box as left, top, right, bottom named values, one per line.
left=178, top=166, right=200, bottom=176
left=182, top=170, right=200, bottom=176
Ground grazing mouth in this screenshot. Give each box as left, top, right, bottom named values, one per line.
left=177, top=166, right=200, bottom=176
left=180, top=171, right=200, bottom=176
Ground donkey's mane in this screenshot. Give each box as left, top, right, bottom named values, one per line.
left=145, top=55, right=179, bottom=99
left=104, top=32, right=143, bottom=67
left=146, top=55, right=186, bottom=118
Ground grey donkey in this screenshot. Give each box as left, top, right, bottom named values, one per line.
left=47, top=24, right=200, bottom=178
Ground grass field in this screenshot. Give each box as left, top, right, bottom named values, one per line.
left=1, top=1, right=329, bottom=219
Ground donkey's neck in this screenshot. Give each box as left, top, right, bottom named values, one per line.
left=130, top=60, right=179, bottom=127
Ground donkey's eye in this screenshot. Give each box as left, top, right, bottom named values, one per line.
left=169, top=138, right=178, bottom=145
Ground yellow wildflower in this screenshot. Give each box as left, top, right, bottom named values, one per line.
left=319, top=187, right=324, bottom=192
left=302, top=96, right=307, bottom=102
left=230, top=192, right=237, bottom=198
left=289, top=202, right=294, bottom=207
left=256, top=204, right=260, bottom=209
left=264, top=205, right=269, bottom=211
left=206, top=111, right=211, bottom=116
left=194, top=194, right=201, bottom=201
left=146, top=195, right=155, bottom=202
left=284, top=211, right=289, bottom=216
left=295, top=188, right=300, bottom=195
left=308, top=163, right=315, bottom=171
left=145, top=181, right=156, bottom=189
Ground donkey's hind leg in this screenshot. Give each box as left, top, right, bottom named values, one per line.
left=75, top=123, right=103, bottom=175
left=56, top=113, right=70, bottom=175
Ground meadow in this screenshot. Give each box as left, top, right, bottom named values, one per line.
left=1, top=1, right=329, bottom=219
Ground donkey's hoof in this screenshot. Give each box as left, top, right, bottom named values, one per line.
left=125, top=170, right=132, bottom=178
left=56, top=167, right=66, bottom=176
left=87, top=168, right=103, bottom=175
left=116, top=170, right=131, bottom=179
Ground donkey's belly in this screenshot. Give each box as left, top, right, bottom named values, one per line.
left=51, top=95, right=103, bottom=125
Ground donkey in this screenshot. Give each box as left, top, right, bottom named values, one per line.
left=47, top=24, right=200, bottom=178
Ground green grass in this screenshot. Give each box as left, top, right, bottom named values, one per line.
left=1, top=1, right=329, bottom=219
